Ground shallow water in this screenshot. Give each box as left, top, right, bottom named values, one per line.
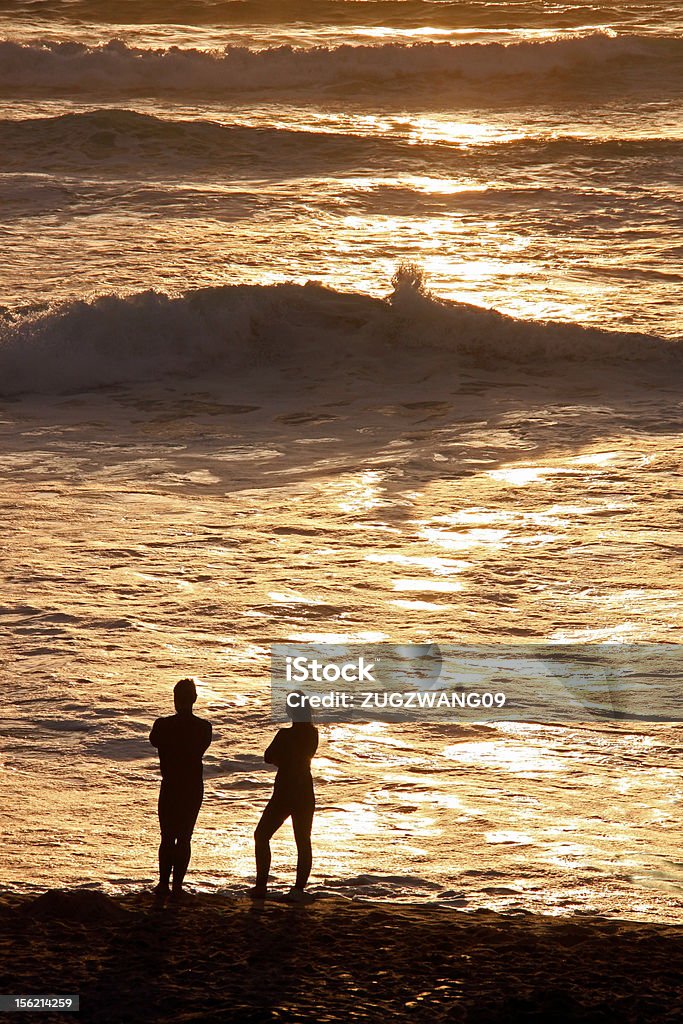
left=0, top=0, right=682, bottom=923
left=1, top=362, right=682, bottom=921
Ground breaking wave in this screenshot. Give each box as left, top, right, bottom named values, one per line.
left=0, top=272, right=680, bottom=396
left=2, top=0, right=667, bottom=31
left=0, top=33, right=679, bottom=96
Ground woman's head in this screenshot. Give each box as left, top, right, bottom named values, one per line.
left=287, top=690, right=313, bottom=724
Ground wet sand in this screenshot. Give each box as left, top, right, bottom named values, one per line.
left=1, top=889, right=681, bottom=1023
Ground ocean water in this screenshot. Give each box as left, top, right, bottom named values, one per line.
left=0, top=1, right=681, bottom=923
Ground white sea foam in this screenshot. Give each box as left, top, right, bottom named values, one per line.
left=0, top=275, right=679, bottom=396
left=0, top=33, right=676, bottom=95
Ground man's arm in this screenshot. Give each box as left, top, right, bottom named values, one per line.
left=149, top=718, right=161, bottom=748
left=201, top=721, right=212, bottom=755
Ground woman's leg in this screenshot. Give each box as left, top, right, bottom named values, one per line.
left=253, top=799, right=289, bottom=894
left=292, top=805, right=314, bottom=891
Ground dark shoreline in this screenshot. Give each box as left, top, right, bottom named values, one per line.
left=1, top=889, right=681, bottom=1023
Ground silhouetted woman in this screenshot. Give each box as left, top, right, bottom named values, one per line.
left=251, top=695, right=318, bottom=901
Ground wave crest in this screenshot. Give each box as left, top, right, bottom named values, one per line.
left=1, top=275, right=679, bottom=396
left=0, top=33, right=675, bottom=95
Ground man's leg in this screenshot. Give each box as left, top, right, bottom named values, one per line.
left=170, top=793, right=202, bottom=896
left=156, top=785, right=175, bottom=894
left=172, top=833, right=192, bottom=894
left=157, top=833, right=175, bottom=893
left=252, top=799, right=289, bottom=896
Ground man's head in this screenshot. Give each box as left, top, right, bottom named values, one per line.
left=174, top=677, right=197, bottom=713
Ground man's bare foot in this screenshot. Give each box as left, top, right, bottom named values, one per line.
left=284, top=887, right=308, bottom=903
left=248, top=886, right=267, bottom=899
left=153, top=883, right=170, bottom=900
left=169, top=887, right=185, bottom=902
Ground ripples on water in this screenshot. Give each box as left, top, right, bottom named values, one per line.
left=1, top=3, right=682, bottom=332
left=0, top=0, right=681, bottom=921
left=1, top=369, right=681, bottom=921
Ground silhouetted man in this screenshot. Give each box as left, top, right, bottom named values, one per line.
left=149, top=678, right=212, bottom=900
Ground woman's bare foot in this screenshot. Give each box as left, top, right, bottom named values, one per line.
left=248, top=886, right=267, bottom=899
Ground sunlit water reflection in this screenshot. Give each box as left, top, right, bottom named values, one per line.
left=1, top=369, right=681, bottom=922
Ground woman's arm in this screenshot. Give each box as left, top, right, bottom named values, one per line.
left=264, top=730, right=284, bottom=766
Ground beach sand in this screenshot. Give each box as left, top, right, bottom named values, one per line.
left=1, top=890, right=681, bottom=1023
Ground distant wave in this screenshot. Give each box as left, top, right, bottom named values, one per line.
left=2, top=108, right=681, bottom=176
left=0, top=109, right=413, bottom=173
left=0, top=34, right=679, bottom=96
left=1, top=0, right=668, bottom=32
left=1, top=273, right=680, bottom=396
